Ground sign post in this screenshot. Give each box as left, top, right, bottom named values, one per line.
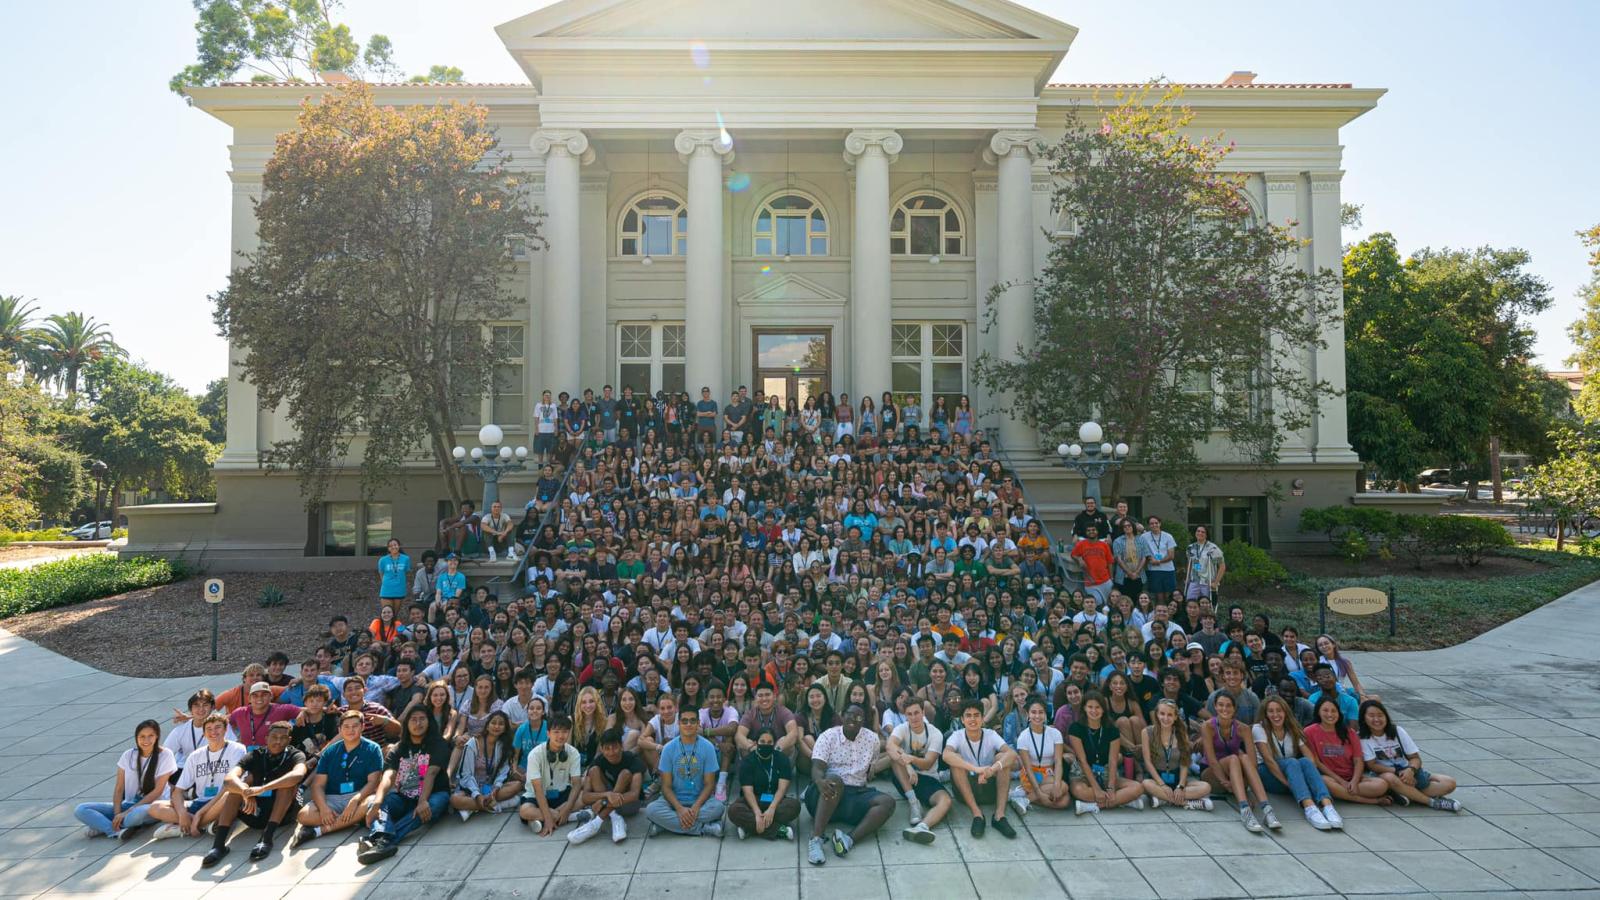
left=204, top=578, right=225, bottom=661
left=1320, top=584, right=1394, bottom=636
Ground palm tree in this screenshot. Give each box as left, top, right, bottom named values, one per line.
left=0, top=295, right=45, bottom=373
left=40, top=311, right=123, bottom=397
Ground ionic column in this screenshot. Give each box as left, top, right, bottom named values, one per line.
left=986, top=130, right=1038, bottom=450
left=1310, top=172, right=1355, bottom=459
left=675, top=129, right=735, bottom=395
left=220, top=179, right=262, bottom=467
left=531, top=129, right=593, bottom=395
left=844, top=129, right=902, bottom=399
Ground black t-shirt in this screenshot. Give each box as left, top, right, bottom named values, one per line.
left=389, top=682, right=427, bottom=716
left=738, top=749, right=794, bottom=798
left=291, top=714, right=339, bottom=759
left=1068, top=721, right=1116, bottom=767
left=593, top=749, right=646, bottom=787
left=384, top=737, right=453, bottom=799
left=240, top=745, right=307, bottom=787
left=1128, top=674, right=1160, bottom=713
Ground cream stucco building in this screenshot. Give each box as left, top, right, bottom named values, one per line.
left=128, top=0, right=1388, bottom=565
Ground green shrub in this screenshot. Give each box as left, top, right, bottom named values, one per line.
left=1419, top=515, right=1514, bottom=567
left=0, top=555, right=185, bottom=619
left=1220, top=539, right=1289, bottom=591
left=0, top=527, right=71, bottom=544
left=257, top=585, right=285, bottom=608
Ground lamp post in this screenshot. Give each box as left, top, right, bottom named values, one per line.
left=450, top=424, right=529, bottom=511
left=89, top=460, right=108, bottom=539
left=1055, top=420, right=1129, bottom=508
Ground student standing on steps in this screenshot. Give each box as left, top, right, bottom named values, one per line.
left=942, top=699, right=1020, bottom=839
left=886, top=697, right=953, bottom=845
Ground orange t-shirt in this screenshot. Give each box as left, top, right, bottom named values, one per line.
left=1072, top=540, right=1114, bottom=587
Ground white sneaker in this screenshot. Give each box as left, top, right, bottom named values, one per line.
left=84, top=826, right=102, bottom=839
left=735, top=826, right=747, bottom=841
left=153, top=824, right=182, bottom=840
left=1131, top=795, right=1147, bottom=811
left=901, top=822, right=936, bottom=845
left=458, top=809, right=471, bottom=822
left=1200, top=797, right=1215, bottom=811
left=1304, top=805, right=1331, bottom=831
left=1150, top=795, right=1162, bottom=809
left=1320, top=804, right=1343, bottom=829
left=567, top=815, right=604, bottom=845
left=488, top=547, right=497, bottom=562
left=610, top=814, right=628, bottom=843
left=906, top=796, right=924, bottom=826
left=1008, top=786, right=1030, bottom=816
left=1074, top=801, right=1100, bottom=816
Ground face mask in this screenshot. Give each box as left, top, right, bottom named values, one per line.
left=755, top=744, right=774, bottom=760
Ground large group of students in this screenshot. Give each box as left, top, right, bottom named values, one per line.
left=73, top=383, right=1461, bottom=871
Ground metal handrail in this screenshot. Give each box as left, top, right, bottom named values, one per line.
left=985, top=428, right=1072, bottom=584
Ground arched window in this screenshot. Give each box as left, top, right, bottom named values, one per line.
left=618, top=192, right=687, bottom=257
left=754, top=193, right=828, bottom=257
left=891, top=193, right=965, bottom=257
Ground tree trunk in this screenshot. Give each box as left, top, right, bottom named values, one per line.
left=1489, top=434, right=1503, bottom=504
left=1466, top=476, right=1479, bottom=501
left=1557, top=516, right=1566, bottom=552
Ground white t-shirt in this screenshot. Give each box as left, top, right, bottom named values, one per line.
left=117, top=747, right=178, bottom=801
left=946, top=727, right=1007, bottom=768
left=647, top=714, right=681, bottom=746
left=525, top=742, right=582, bottom=794
left=1360, top=726, right=1420, bottom=767
left=164, top=720, right=240, bottom=768
left=1251, top=723, right=1301, bottom=760
left=176, top=740, right=248, bottom=798
left=890, top=721, right=945, bottom=761
left=1015, top=725, right=1065, bottom=766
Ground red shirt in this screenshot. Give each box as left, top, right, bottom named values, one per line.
left=1072, top=540, right=1114, bottom=587
left=228, top=702, right=302, bottom=748
left=1303, top=723, right=1360, bottom=781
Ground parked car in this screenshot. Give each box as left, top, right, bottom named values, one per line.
left=68, top=521, right=113, bottom=540
left=1416, top=468, right=1455, bottom=486
left=1503, top=477, right=1527, bottom=492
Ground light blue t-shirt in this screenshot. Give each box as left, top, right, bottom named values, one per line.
left=315, top=738, right=384, bottom=795
left=1138, top=531, right=1177, bottom=572
left=658, top=735, right=719, bottom=805
left=378, top=554, right=410, bottom=598
left=436, top=570, right=466, bottom=601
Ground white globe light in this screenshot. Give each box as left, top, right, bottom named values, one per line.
left=478, top=424, right=504, bottom=447
left=1115, top=442, right=1130, bottom=458
left=451, top=446, right=466, bottom=460
left=1056, top=442, right=1071, bottom=458
left=1078, top=421, right=1103, bottom=445
left=642, top=255, right=654, bottom=266
left=1068, top=443, right=1083, bottom=458
left=928, top=254, right=941, bottom=265
left=498, top=446, right=512, bottom=460
left=470, top=447, right=484, bottom=461
left=515, top=446, right=529, bottom=459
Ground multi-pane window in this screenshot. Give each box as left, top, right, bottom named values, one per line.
left=447, top=324, right=481, bottom=428
left=890, top=322, right=966, bottom=410
left=890, top=194, right=965, bottom=257
left=1185, top=497, right=1265, bottom=547
left=323, top=501, right=393, bottom=557
left=619, top=192, right=688, bottom=257
left=490, top=325, right=526, bottom=426
left=1178, top=365, right=1258, bottom=423
left=754, top=193, right=828, bottom=257
left=618, top=323, right=686, bottom=397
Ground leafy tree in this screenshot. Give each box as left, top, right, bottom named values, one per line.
left=198, top=378, right=228, bottom=446
left=0, top=362, right=85, bottom=525
left=212, top=83, right=541, bottom=507
left=38, top=312, right=123, bottom=400
left=409, top=65, right=464, bottom=84
left=1525, top=423, right=1600, bottom=550
left=0, top=296, right=46, bottom=375
left=1566, top=224, right=1600, bottom=420
left=1344, top=234, right=1556, bottom=490
left=974, top=84, right=1340, bottom=504
left=169, top=0, right=456, bottom=96
left=73, top=358, right=219, bottom=514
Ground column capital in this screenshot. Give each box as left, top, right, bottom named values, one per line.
left=843, top=129, right=903, bottom=166
left=675, top=129, right=736, bottom=166
left=1309, top=171, right=1345, bottom=193
left=1263, top=172, right=1300, bottom=192
left=982, top=129, right=1039, bottom=165
left=531, top=129, right=595, bottom=165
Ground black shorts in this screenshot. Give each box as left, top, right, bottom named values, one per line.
left=802, top=783, right=886, bottom=826
left=520, top=788, right=571, bottom=810
left=236, top=796, right=300, bottom=830
left=910, top=773, right=948, bottom=806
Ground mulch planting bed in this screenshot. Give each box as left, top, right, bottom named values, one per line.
left=5, top=571, right=379, bottom=678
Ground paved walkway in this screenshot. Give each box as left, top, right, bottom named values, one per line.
left=3, top=585, right=1600, bottom=899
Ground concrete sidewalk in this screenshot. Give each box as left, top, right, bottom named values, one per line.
left=1, top=583, right=1598, bottom=898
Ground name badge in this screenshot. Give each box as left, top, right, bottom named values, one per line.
left=259, top=789, right=273, bottom=799
left=338, top=781, right=355, bottom=795
left=203, top=785, right=219, bottom=798
left=759, top=792, right=774, bottom=804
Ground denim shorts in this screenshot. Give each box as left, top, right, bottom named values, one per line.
left=1366, top=764, right=1431, bottom=790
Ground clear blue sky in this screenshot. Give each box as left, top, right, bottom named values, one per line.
left=2, top=0, right=1595, bottom=392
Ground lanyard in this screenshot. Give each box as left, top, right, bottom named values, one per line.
left=1084, top=724, right=1105, bottom=765
left=340, top=742, right=363, bottom=778
left=1028, top=726, right=1047, bottom=763
left=964, top=731, right=985, bottom=765
left=245, top=709, right=266, bottom=745
left=202, top=744, right=221, bottom=785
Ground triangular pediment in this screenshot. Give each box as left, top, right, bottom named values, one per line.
left=738, top=273, right=847, bottom=305
left=499, top=0, right=1075, bottom=44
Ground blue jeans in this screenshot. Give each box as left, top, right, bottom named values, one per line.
left=1259, top=758, right=1330, bottom=805
left=74, top=800, right=154, bottom=836
left=644, top=796, right=726, bottom=835
left=371, top=790, right=450, bottom=841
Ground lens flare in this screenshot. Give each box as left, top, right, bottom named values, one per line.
left=727, top=172, right=751, bottom=192
left=758, top=265, right=774, bottom=276
left=690, top=41, right=710, bottom=69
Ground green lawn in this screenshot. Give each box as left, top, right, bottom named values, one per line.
left=1236, top=547, right=1600, bottom=651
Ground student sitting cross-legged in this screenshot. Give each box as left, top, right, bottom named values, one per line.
left=199, top=720, right=309, bottom=866
left=290, top=710, right=385, bottom=850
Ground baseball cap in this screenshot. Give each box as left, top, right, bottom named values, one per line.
left=249, top=681, right=272, bottom=694
left=1185, top=642, right=1204, bottom=652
